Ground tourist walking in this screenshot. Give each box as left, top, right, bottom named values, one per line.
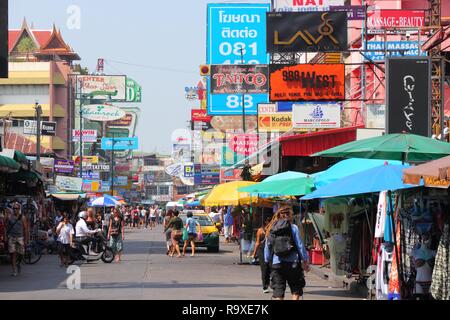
left=252, top=217, right=272, bottom=294
left=223, top=208, right=234, bottom=243
left=6, top=202, right=29, bottom=277
left=56, top=213, right=74, bottom=267
left=165, top=210, right=183, bottom=258
left=149, top=206, right=157, bottom=229
left=107, top=208, right=125, bottom=263
left=264, top=206, right=310, bottom=300
left=183, top=212, right=201, bottom=257
left=132, top=206, right=140, bottom=229
left=163, top=210, right=173, bottom=255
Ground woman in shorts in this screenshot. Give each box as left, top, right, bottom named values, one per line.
left=182, top=212, right=201, bottom=257
left=164, top=210, right=183, bottom=258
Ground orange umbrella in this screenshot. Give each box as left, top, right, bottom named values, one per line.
left=403, top=155, right=450, bottom=188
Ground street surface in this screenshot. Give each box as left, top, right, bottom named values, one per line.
left=0, top=225, right=361, bottom=300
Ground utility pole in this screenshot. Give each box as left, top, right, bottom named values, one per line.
left=110, top=133, right=116, bottom=196
left=35, top=102, right=42, bottom=163
left=78, top=78, right=84, bottom=177
left=240, top=46, right=246, bottom=134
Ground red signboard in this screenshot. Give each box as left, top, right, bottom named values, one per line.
left=191, top=109, right=212, bottom=122
left=228, top=134, right=259, bottom=156
left=220, top=169, right=242, bottom=182
left=367, top=10, right=425, bottom=31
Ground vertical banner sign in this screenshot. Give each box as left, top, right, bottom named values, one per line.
left=0, top=0, right=8, bottom=78
left=386, top=57, right=431, bottom=137
left=206, top=3, right=270, bottom=115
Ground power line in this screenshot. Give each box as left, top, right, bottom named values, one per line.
left=104, top=59, right=198, bottom=75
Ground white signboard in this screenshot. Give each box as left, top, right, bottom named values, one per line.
left=165, top=163, right=183, bottom=177
left=274, top=0, right=345, bottom=12
left=77, top=75, right=127, bottom=101
left=81, top=105, right=126, bottom=122
left=55, top=176, right=83, bottom=192
left=366, top=104, right=385, bottom=129
left=258, top=103, right=278, bottom=115
left=72, top=130, right=98, bottom=143
left=293, top=103, right=341, bottom=129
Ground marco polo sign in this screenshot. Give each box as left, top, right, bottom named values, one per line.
left=267, top=11, right=348, bottom=52
left=81, top=105, right=126, bottom=122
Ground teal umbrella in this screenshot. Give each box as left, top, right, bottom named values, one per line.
left=263, top=171, right=308, bottom=182
left=239, top=177, right=315, bottom=197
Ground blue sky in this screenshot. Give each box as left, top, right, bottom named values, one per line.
left=11, top=0, right=268, bottom=154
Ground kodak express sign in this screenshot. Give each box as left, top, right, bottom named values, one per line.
left=269, top=64, right=345, bottom=101
left=258, top=113, right=293, bottom=132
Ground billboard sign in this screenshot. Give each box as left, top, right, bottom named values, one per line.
left=80, top=171, right=100, bottom=180
left=112, top=176, right=128, bottom=187
left=274, top=0, right=345, bottom=12
left=258, top=103, right=278, bottom=114
left=207, top=87, right=269, bottom=115
left=220, top=168, right=242, bottom=182
left=55, top=176, right=83, bottom=192
left=258, top=113, right=293, bottom=132
left=270, top=64, right=345, bottom=101
left=367, top=10, right=425, bottom=34
left=165, top=163, right=183, bottom=177
left=83, top=164, right=110, bottom=172
left=101, top=137, right=139, bottom=150
left=211, top=65, right=269, bottom=94
left=23, top=120, right=57, bottom=136
left=72, top=130, right=98, bottom=143
left=386, top=57, right=431, bottom=137
left=54, top=160, right=75, bottom=174
left=330, top=5, right=366, bottom=20
left=292, top=103, right=341, bottom=129
left=82, top=105, right=126, bottom=122
left=267, top=12, right=348, bottom=53
left=184, top=164, right=194, bottom=178
left=194, top=164, right=220, bottom=185
left=72, top=156, right=98, bottom=165
left=364, top=41, right=426, bottom=61
left=366, top=104, right=385, bottom=129
left=82, top=180, right=102, bottom=193
left=228, top=133, right=259, bottom=156
left=77, top=75, right=127, bottom=101
left=126, top=78, right=142, bottom=103
left=172, top=144, right=191, bottom=163
left=191, top=109, right=212, bottom=122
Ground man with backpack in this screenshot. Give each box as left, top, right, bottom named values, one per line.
left=265, top=205, right=310, bottom=300
left=6, top=202, right=29, bottom=277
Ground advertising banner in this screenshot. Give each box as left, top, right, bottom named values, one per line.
left=80, top=171, right=100, bottom=180
left=112, top=176, right=128, bottom=187
left=82, top=105, right=126, bottom=122
left=258, top=103, right=278, bottom=114
left=366, top=104, right=385, bottom=129
left=194, top=164, right=220, bottom=185
left=364, top=41, right=426, bottom=61
left=330, top=5, right=366, bottom=20
left=72, top=130, right=98, bottom=143
left=82, top=180, right=102, bottom=193
left=72, top=156, right=99, bottom=165
left=220, top=168, right=242, bottom=182
left=172, top=144, right=191, bottom=163
left=274, top=0, right=345, bottom=12
left=211, top=65, right=269, bottom=94
left=228, top=133, right=259, bottom=156
left=367, top=10, right=425, bottom=34
left=191, top=109, right=212, bottom=122
left=126, top=78, right=142, bottom=103
left=206, top=3, right=270, bottom=116
left=77, top=75, right=127, bottom=101
left=267, top=12, right=348, bottom=53
left=54, top=160, right=75, bottom=174
left=23, top=120, right=57, bottom=136
left=270, top=64, right=345, bottom=101
left=292, top=103, right=341, bottom=129
left=107, top=114, right=133, bottom=127
left=55, top=176, right=83, bottom=192
left=258, top=113, right=293, bottom=132
left=165, top=163, right=183, bottom=177
left=386, top=57, right=431, bottom=137
left=101, top=137, right=139, bottom=151
left=115, top=164, right=130, bottom=172
left=184, top=164, right=194, bottom=178
left=83, top=164, right=111, bottom=172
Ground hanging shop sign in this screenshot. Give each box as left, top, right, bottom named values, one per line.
left=184, top=164, right=194, bottom=178
left=72, top=130, right=98, bottom=143
left=72, top=156, right=99, bottom=165
left=367, top=10, right=425, bottom=34
left=270, top=64, right=345, bottom=101
left=54, top=160, right=75, bottom=174
left=55, top=176, right=83, bottom=192
left=126, top=78, right=142, bottom=103
left=23, top=120, right=57, bottom=136
left=81, top=105, right=126, bottom=122
left=206, top=3, right=270, bottom=116
left=107, top=114, right=133, bottom=127
left=292, top=103, right=341, bottom=129
left=80, top=171, right=101, bottom=180
left=258, top=113, right=293, bottom=132
left=77, top=75, right=127, bottom=101
left=364, top=41, right=426, bottom=61
left=228, top=133, right=259, bottom=156
left=83, top=164, right=110, bottom=172
left=101, top=137, right=139, bottom=151
left=258, top=103, right=278, bottom=115
left=194, top=164, right=221, bottom=185
left=82, top=180, right=102, bottom=193
left=273, top=0, right=345, bottom=12
left=191, top=109, right=212, bottom=122
left=386, top=57, right=431, bottom=137
left=210, top=65, right=269, bottom=94
left=330, top=5, right=365, bottom=20
left=267, top=11, right=348, bottom=53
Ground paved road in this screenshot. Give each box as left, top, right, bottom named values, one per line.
left=0, top=225, right=362, bottom=300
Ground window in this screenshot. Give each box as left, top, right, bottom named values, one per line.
left=146, top=186, right=157, bottom=196
left=176, top=186, right=191, bottom=194
left=159, top=186, right=170, bottom=195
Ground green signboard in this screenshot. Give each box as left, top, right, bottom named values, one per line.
left=126, top=78, right=142, bottom=103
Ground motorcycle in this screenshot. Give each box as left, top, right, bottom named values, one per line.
left=69, top=233, right=115, bottom=264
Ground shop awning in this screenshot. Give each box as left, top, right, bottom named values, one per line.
left=280, top=126, right=363, bottom=157
left=12, top=169, right=43, bottom=182
left=0, top=155, right=20, bottom=173
left=51, top=193, right=86, bottom=201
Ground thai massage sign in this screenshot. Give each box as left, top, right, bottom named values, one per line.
left=367, top=10, right=425, bottom=34
left=270, top=64, right=345, bottom=101
left=211, top=65, right=269, bottom=94
left=82, top=105, right=126, bottom=122
left=228, top=133, right=259, bottom=156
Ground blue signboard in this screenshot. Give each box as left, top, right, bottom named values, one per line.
left=277, top=102, right=294, bottom=112
left=194, top=164, right=220, bottom=185
left=206, top=3, right=270, bottom=115
left=101, top=137, right=139, bottom=150
left=364, top=41, right=426, bottom=61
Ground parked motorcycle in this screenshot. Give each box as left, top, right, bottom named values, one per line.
left=69, top=233, right=114, bottom=264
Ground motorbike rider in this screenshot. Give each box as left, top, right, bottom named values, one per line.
left=75, top=211, right=101, bottom=255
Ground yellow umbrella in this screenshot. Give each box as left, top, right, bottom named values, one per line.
left=201, top=181, right=257, bottom=206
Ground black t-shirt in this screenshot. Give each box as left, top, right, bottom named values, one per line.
left=168, top=217, right=183, bottom=230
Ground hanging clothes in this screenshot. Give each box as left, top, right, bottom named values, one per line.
left=388, top=217, right=402, bottom=300
left=376, top=243, right=394, bottom=300
left=431, top=222, right=450, bottom=300
left=375, top=191, right=388, bottom=238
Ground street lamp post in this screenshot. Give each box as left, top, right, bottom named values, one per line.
left=34, top=102, right=42, bottom=163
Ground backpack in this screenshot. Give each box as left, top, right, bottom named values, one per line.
left=269, top=220, right=296, bottom=258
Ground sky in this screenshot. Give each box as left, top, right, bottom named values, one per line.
left=10, top=0, right=267, bottom=154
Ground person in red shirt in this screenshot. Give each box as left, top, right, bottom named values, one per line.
left=132, top=207, right=140, bottom=229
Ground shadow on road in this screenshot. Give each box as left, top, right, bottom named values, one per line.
left=79, top=281, right=261, bottom=290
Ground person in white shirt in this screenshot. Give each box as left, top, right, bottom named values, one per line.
left=56, top=214, right=74, bottom=267
left=75, top=211, right=101, bottom=254
left=149, top=206, right=157, bottom=229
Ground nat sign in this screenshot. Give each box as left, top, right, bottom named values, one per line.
left=267, top=11, right=348, bottom=53
left=270, top=64, right=345, bottom=101
left=386, top=57, right=431, bottom=137
left=211, top=65, right=269, bottom=94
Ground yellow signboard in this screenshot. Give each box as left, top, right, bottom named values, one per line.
left=424, top=176, right=450, bottom=189
left=72, top=156, right=99, bottom=165
left=258, top=113, right=293, bottom=132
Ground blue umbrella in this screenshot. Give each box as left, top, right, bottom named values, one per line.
left=89, top=195, right=120, bottom=207
left=314, top=158, right=403, bottom=188
left=263, top=171, right=308, bottom=182
left=301, top=163, right=419, bottom=200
